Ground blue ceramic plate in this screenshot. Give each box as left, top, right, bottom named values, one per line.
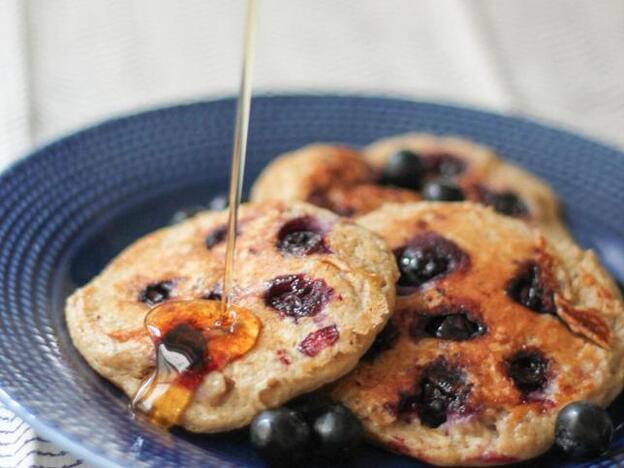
left=0, top=95, right=623, bottom=467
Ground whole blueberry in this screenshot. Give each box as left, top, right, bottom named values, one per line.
left=491, top=191, right=527, bottom=217
left=169, top=206, right=205, bottom=224
left=250, top=408, right=311, bottom=464
left=379, top=150, right=424, bottom=190
left=312, top=404, right=362, bottom=459
left=422, top=180, right=465, bottom=202
left=287, top=392, right=332, bottom=422
left=554, top=401, right=613, bottom=458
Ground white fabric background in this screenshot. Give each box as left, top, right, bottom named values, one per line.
left=0, top=0, right=623, bottom=466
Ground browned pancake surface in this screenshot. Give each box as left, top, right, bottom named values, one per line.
left=331, top=203, right=624, bottom=466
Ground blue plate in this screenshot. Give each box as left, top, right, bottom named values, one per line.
left=0, top=95, right=623, bottom=467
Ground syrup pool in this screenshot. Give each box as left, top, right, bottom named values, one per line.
left=132, top=300, right=260, bottom=428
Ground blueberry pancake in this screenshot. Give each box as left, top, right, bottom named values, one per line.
left=251, top=144, right=421, bottom=217
left=331, top=203, right=624, bottom=465
left=66, top=202, right=398, bottom=432
left=250, top=136, right=568, bottom=239
left=365, top=133, right=567, bottom=239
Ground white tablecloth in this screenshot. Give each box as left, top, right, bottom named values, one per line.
left=0, top=1, right=623, bottom=466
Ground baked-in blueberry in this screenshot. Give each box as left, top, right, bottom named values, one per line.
left=396, top=233, right=469, bottom=289
left=297, top=325, right=340, bottom=357
left=422, top=180, right=465, bottom=202
left=205, top=225, right=228, bottom=248
left=202, top=284, right=222, bottom=301
left=410, top=306, right=486, bottom=341
left=506, top=349, right=549, bottom=395
left=379, top=150, right=424, bottom=190
left=265, top=274, right=333, bottom=319
left=423, top=153, right=466, bottom=178
left=478, top=187, right=528, bottom=217
left=398, top=358, right=471, bottom=428
left=277, top=216, right=328, bottom=256
left=139, top=280, right=174, bottom=306
left=507, top=261, right=556, bottom=314
left=160, top=323, right=206, bottom=371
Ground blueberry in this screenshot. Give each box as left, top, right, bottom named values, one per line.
left=287, top=392, right=333, bottom=422
left=506, top=349, right=549, bottom=395
left=205, top=225, right=228, bottom=249
left=265, top=274, right=333, bottom=319
left=395, top=233, right=468, bottom=289
left=250, top=408, right=311, bottom=465
left=492, top=191, right=528, bottom=216
left=398, top=359, right=471, bottom=427
left=169, top=206, right=205, bottom=225
left=208, top=194, right=229, bottom=211
left=479, top=188, right=528, bottom=217
left=507, top=262, right=556, bottom=314
left=555, top=401, right=613, bottom=458
left=379, top=150, right=424, bottom=190
left=312, top=404, right=362, bottom=460
left=399, top=246, right=450, bottom=286
left=139, top=281, right=174, bottom=306
left=424, top=154, right=466, bottom=178
left=277, top=216, right=328, bottom=256
left=160, top=323, right=206, bottom=371
left=202, top=285, right=222, bottom=301
left=417, top=312, right=485, bottom=341
left=422, top=180, right=465, bottom=202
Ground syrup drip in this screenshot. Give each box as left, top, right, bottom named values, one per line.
left=132, top=299, right=260, bottom=427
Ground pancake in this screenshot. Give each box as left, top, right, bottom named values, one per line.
left=66, top=201, right=398, bottom=432
left=250, top=135, right=568, bottom=240
left=331, top=202, right=624, bottom=465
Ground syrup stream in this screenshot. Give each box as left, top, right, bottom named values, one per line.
left=131, top=1, right=260, bottom=427
left=221, top=0, right=257, bottom=315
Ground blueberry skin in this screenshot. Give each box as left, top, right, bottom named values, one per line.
left=250, top=408, right=311, bottom=464
left=422, top=180, right=465, bottom=202
left=169, top=205, right=205, bottom=224
left=287, top=392, right=332, bottom=422
left=379, top=150, right=424, bottom=190
left=312, top=404, right=362, bottom=460
left=554, top=401, right=614, bottom=458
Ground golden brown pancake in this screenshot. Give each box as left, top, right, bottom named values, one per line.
left=331, top=202, right=624, bottom=465
left=66, top=201, right=398, bottom=432
left=250, top=134, right=568, bottom=240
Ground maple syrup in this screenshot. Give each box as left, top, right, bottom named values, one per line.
left=132, top=300, right=260, bottom=427
left=132, top=0, right=258, bottom=428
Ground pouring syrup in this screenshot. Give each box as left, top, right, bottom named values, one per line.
left=132, top=0, right=259, bottom=428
